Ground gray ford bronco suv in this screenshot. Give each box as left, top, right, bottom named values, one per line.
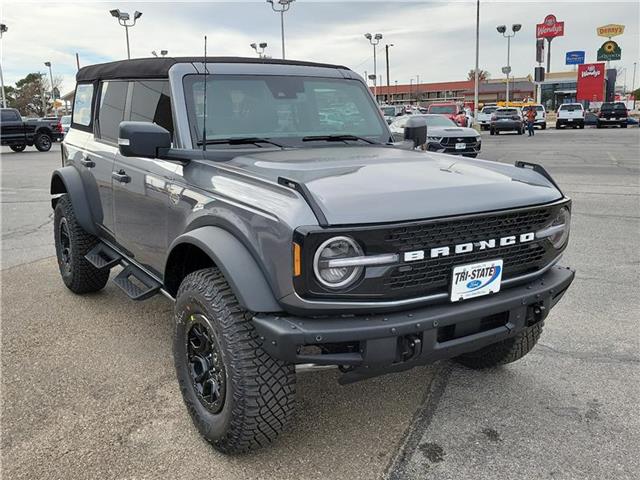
left=51, top=57, right=574, bottom=453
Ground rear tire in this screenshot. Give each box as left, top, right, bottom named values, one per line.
left=174, top=267, right=296, bottom=454
left=596, top=122, right=602, bottom=129
left=455, top=323, right=543, bottom=369
left=541, top=124, right=546, bottom=130
left=621, top=123, right=627, bottom=128
left=54, top=195, right=109, bottom=293
left=34, top=132, right=52, bottom=152
left=490, top=129, right=495, bottom=135
left=555, top=122, right=561, bottom=129
left=10, top=144, right=26, bottom=152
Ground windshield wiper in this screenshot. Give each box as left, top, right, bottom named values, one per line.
left=302, top=134, right=380, bottom=144
left=198, top=137, right=286, bottom=148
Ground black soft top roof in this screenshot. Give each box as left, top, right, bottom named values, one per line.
left=76, top=56, right=349, bottom=82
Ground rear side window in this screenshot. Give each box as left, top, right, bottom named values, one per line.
left=98, top=81, right=128, bottom=143
left=72, top=84, right=94, bottom=127
left=1, top=110, right=20, bottom=121
left=128, top=80, right=173, bottom=135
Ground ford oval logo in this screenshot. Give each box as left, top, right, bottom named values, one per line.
left=467, top=280, right=482, bottom=289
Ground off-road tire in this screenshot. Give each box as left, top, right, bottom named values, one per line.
left=34, top=132, right=52, bottom=152
left=454, top=323, right=543, bottom=369
left=54, top=195, right=109, bottom=293
left=10, top=144, right=26, bottom=152
left=174, top=267, right=296, bottom=454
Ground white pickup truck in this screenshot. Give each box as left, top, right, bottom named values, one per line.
left=556, top=103, right=585, bottom=129
left=477, top=106, right=498, bottom=130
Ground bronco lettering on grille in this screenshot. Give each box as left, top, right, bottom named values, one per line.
left=402, top=232, right=535, bottom=262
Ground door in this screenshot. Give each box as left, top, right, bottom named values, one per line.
left=86, top=80, right=129, bottom=238
left=112, top=80, right=176, bottom=274
left=0, top=109, right=26, bottom=144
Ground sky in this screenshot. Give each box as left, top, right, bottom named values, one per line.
left=1, top=0, right=639, bottom=95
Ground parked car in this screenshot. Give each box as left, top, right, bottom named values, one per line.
left=477, top=106, right=498, bottom=130
left=597, top=102, right=628, bottom=128
left=521, top=104, right=547, bottom=129
left=0, top=108, right=63, bottom=152
left=390, top=114, right=481, bottom=157
left=490, top=107, right=524, bottom=135
left=427, top=102, right=467, bottom=126
left=60, top=115, right=72, bottom=136
left=556, top=103, right=585, bottom=129
left=381, top=105, right=402, bottom=124
left=52, top=57, right=574, bottom=454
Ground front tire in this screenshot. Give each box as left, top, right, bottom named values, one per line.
left=541, top=123, right=546, bottom=130
left=54, top=195, right=109, bottom=293
left=490, top=128, right=495, bottom=135
left=174, top=268, right=296, bottom=454
left=10, top=144, right=26, bottom=152
left=454, top=323, right=543, bottom=369
left=34, top=132, right=52, bottom=152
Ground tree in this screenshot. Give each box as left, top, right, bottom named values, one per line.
left=468, top=69, right=491, bottom=81
left=9, top=72, right=64, bottom=116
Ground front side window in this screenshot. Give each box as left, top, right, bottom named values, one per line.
left=72, top=83, right=94, bottom=126
left=129, top=80, right=173, bottom=135
left=98, top=81, right=128, bottom=143
left=184, top=75, right=388, bottom=146
left=1, top=110, right=20, bottom=122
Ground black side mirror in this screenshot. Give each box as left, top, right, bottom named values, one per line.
left=404, top=116, right=428, bottom=148
left=118, top=121, right=171, bottom=158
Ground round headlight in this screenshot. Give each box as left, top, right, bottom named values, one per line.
left=548, top=207, right=571, bottom=248
left=313, top=236, right=364, bottom=289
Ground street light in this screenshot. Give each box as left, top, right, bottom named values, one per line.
left=0, top=23, right=7, bottom=108
left=109, top=9, right=142, bottom=60
left=496, top=23, right=521, bottom=104
left=44, top=61, right=55, bottom=114
left=151, top=50, right=168, bottom=57
left=250, top=42, right=269, bottom=58
left=266, top=0, right=295, bottom=60
left=365, top=32, right=383, bottom=101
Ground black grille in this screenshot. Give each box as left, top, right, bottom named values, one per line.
left=440, top=136, right=478, bottom=147
left=294, top=202, right=568, bottom=301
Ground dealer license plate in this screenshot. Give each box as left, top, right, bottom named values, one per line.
left=455, top=142, right=466, bottom=150
left=450, top=259, right=503, bottom=302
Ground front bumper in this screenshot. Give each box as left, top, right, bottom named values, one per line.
left=427, top=140, right=481, bottom=155
left=254, top=265, right=574, bottom=382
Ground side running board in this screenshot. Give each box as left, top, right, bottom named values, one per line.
left=113, top=264, right=162, bottom=301
left=85, top=242, right=161, bottom=301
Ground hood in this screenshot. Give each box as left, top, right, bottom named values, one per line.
left=228, top=146, right=563, bottom=226
left=428, top=126, right=479, bottom=137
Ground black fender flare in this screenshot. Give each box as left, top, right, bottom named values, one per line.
left=50, top=166, right=97, bottom=235
left=167, top=226, right=281, bottom=313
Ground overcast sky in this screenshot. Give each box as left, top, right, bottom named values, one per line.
left=2, top=0, right=639, bottom=95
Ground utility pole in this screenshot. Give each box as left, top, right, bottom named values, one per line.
left=385, top=44, right=393, bottom=93
left=473, top=0, right=480, bottom=126
left=44, top=62, right=54, bottom=115
left=0, top=24, right=7, bottom=108
left=632, top=62, right=637, bottom=110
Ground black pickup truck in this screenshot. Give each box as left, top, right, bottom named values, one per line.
left=597, top=102, right=628, bottom=128
left=0, top=108, right=63, bottom=152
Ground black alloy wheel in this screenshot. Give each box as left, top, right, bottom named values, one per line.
left=185, top=313, right=226, bottom=414
left=58, top=217, right=72, bottom=275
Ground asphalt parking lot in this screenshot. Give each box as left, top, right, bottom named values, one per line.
left=1, top=127, right=639, bottom=479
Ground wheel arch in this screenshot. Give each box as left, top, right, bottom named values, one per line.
left=50, top=166, right=97, bottom=235
left=164, top=226, right=282, bottom=313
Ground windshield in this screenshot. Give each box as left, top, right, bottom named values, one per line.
left=496, top=109, right=518, bottom=115
left=559, top=104, right=582, bottom=111
left=429, top=105, right=457, bottom=114
left=481, top=107, right=497, bottom=114
left=381, top=107, right=396, bottom=116
left=422, top=115, right=457, bottom=127
left=184, top=74, right=388, bottom=146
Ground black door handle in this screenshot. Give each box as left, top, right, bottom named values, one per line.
left=80, top=157, right=95, bottom=168
left=112, top=170, right=131, bottom=183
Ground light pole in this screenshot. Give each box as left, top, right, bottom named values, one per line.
left=497, top=23, right=521, bottom=104
left=473, top=0, right=480, bottom=126
left=410, top=78, right=414, bottom=104
left=250, top=42, right=268, bottom=58
left=364, top=33, right=383, bottom=102
left=109, top=9, right=142, bottom=60
left=632, top=62, right=637, bottom=110
left=267, top=0, right=295, bottom=60
left=394, top=79, right=398, bottom=103
left=44, top=61, right=54, bottom=114
left=0, top=23, right=7, bottom=108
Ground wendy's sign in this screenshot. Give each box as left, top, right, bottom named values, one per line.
left=537, top=14, right=565, bottom=39
left=576, top=63, right=605, bottom=102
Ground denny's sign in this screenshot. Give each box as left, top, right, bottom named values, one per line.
left=597, top=24, right=625, bottom=38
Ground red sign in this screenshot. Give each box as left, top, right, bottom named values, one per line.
left=536, top=14, right=565, bottom=39
left=576, top=63, right=605, bottom=102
